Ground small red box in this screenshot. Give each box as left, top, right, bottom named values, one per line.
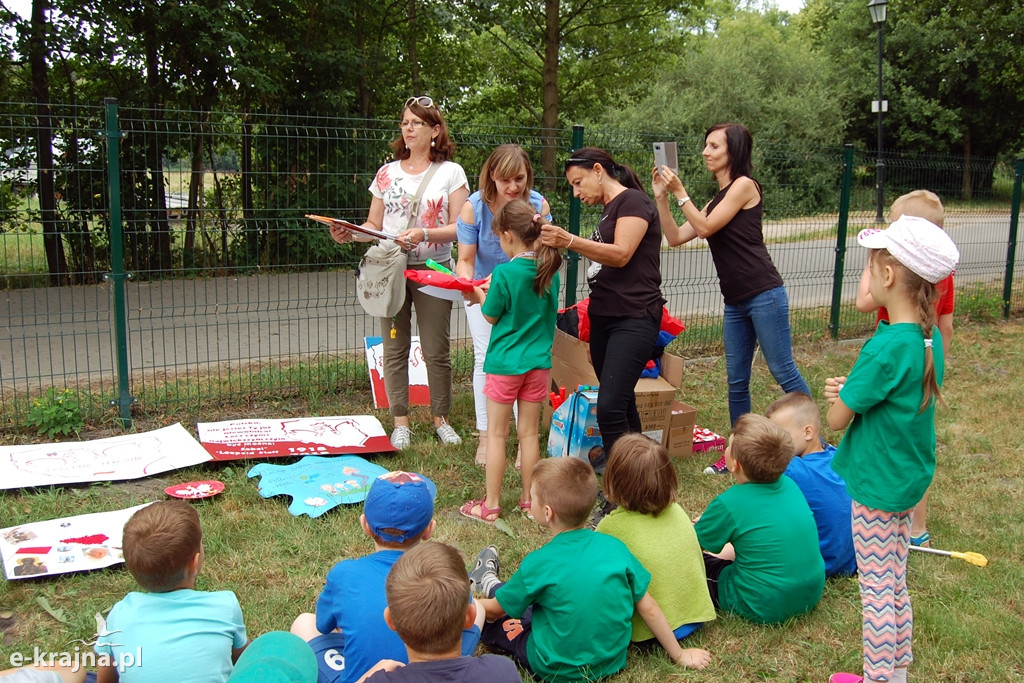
left=693, top=425, right=726, bottom=454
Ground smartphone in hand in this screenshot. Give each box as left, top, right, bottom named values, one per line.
left=653, top=141, right=678, bottom=172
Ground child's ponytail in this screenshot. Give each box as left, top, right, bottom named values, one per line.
left=914, top=276, right=943, bottom=412
left=531, top=213, right=563, bottom=296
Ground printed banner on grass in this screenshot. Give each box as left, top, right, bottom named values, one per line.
left=0, top=424, right=213, bottom=491
left=197, top=415, right=395, bottom=461
left=1, top=503, right=153, bottom=580
left=364, top=336, right=431, bottom=409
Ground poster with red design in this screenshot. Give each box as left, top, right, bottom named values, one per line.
left=1, top=503, right=153, bottom=580
left=197, top=415, right=395, bottom=461
left=0, top=424, right=212, bottom=491
left=364, top=336, right=431, bottom=409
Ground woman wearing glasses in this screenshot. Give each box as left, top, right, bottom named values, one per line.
left=330, top=96, right=470, bottom=449
left=652, top=123, right=810, bottom=444
left=455, top=144, right=552, bottom=466
left=539, top=147, right=665, bottom=468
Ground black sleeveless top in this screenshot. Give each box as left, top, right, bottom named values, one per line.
left=705, top=179, right=783, bottom=305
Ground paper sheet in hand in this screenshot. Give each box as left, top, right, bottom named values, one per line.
left=305, top=214, right=397, bottom=242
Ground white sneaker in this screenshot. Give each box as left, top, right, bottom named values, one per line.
left=435, top=419, right=462, bottom=445
left=390, top=425, right=412, bottom=449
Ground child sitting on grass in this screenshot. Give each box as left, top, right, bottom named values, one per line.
left=470, top=457, right=710, bottom=682
left=695, top=414, right=825, bottom=624
left=595, top=434, right=716, bottom=642
left=766, top=392, right=856, bottom=577
left=291, top=471, right=482, bottom=683
left=356, top=542, right=521, bottom=682
left=95, top=500, right=249, bottom=683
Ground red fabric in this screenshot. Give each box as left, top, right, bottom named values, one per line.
left=403, top=269, right=487, bottom=292
left=60, top=534, right=109, bottom=545
left=660, top=309, right=686, bottom=335
left=877, top=273, right=955, bottom=323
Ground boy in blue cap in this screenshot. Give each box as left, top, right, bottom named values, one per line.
left=291, top=471, right=483, bottom=683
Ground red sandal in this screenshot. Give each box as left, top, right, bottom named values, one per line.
left=518, top=500, right=534, bottom=521
left=460, top=499, right=500, bottom=524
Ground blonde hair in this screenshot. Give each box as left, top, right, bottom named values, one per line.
left=492, top=198, right=562, bottom=296
left=385, top=542, right=469, bottom=655
left=602, top=434, right=676, bottom=516
left=533, top=457, right=597, bottom=527
left=870, top=249, right=943, bottom=411
left=890, top=190, right=945, bottom=229
left=730, top=414, right=794, bottom=483
left=765, top=392, right=821, bottom=434
left=123, top=501, right=202, bottom=592
left=480, top=145, right=534, bottom=205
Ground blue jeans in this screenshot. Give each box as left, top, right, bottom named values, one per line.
left=589, top=312, right=660, bottom=452
left=723, top=285, right=810, bottom=425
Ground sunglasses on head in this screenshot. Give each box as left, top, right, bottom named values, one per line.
left=405, top=96, right=436, bottom=109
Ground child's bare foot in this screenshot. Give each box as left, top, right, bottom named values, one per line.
left=675, top=647, right=711, bottom=669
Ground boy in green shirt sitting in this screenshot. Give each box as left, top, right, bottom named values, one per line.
left=471, top=457, right=710, bottom=682
left=695, top=413, right=825, bottom=624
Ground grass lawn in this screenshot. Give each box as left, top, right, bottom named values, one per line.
left=1, top=320, right=1023, bottom=680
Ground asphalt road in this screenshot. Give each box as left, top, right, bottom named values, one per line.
left=0, top=212, right=1017, bottom=391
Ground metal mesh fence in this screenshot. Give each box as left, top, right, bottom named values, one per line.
left=1, top=101, right=1021, bottom=428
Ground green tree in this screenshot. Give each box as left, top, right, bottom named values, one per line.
left=455, top=0, right=710, bottom=180
left=802, top=0, right=1024, bottom=198
left=600, top=9, right=846, bottom=215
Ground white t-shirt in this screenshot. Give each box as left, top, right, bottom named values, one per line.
left=368, top=159, right=469, bottom=265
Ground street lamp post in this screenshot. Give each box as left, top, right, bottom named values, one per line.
left=868, top=0, right=888, bottom=223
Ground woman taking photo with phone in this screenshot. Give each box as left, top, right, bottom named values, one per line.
left=653, top=123, right=810, bottom=471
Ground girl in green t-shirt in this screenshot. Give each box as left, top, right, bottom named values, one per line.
left=825, top=215, right=959, bottom=683
left=460, top=199, right=562, bottom=525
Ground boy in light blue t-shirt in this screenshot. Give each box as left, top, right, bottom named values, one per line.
left=766, top=392, right=857, bottom=578
left=95, top=501, right=249, bottom=683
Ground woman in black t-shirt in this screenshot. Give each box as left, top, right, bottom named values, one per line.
left=540, top=147, right=665, bottom=468
left=653, top=123, right=810, bottom=440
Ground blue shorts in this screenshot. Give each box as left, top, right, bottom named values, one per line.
left=307, top=625, right=480, bottom=683
left=308, top=632, right=347, bottom=683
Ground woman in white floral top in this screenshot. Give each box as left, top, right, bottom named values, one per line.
left=330, top=96, right=469, bottom=449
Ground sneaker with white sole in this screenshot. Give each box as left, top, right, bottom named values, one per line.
left=469, top=545, right=500, bottom=597
left=435, top=419, right=462, bottom=445
left=703, top=453, right=728, bottom=474
left=390, top=425, right=412, bottom=450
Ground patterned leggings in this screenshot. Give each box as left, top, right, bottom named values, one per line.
left=852, top=501, right=914, bottom=682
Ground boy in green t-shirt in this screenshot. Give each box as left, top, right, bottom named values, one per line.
left=471, top=457, right=709, bottom=682
left=695, top=414, right=825, bottom=624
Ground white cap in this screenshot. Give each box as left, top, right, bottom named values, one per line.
left=857, top=214, right=960, bottom=284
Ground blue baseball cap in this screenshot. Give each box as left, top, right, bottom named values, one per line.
left=364, top=471, right=437, bottom=543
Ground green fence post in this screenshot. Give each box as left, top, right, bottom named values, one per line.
left=1003, top=158, right=1023, bottom=319
left=563, top=125, right=584, bottom=308
left=103, top=98, right=135, bottom=428
left=830, top=144, right=855, bottom=340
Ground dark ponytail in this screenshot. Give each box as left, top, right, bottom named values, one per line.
left=564, top=146, right=644, bottom=192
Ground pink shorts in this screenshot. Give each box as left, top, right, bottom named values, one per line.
left=484, top=368, right=550, bottom=404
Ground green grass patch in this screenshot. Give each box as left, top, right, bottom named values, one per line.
left=1, top=320, right=1023, bottom=680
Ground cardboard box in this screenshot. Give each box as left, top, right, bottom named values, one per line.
left=662, top=401, right=698, bottom=458
left=545, top=329, right=684, bottom=435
